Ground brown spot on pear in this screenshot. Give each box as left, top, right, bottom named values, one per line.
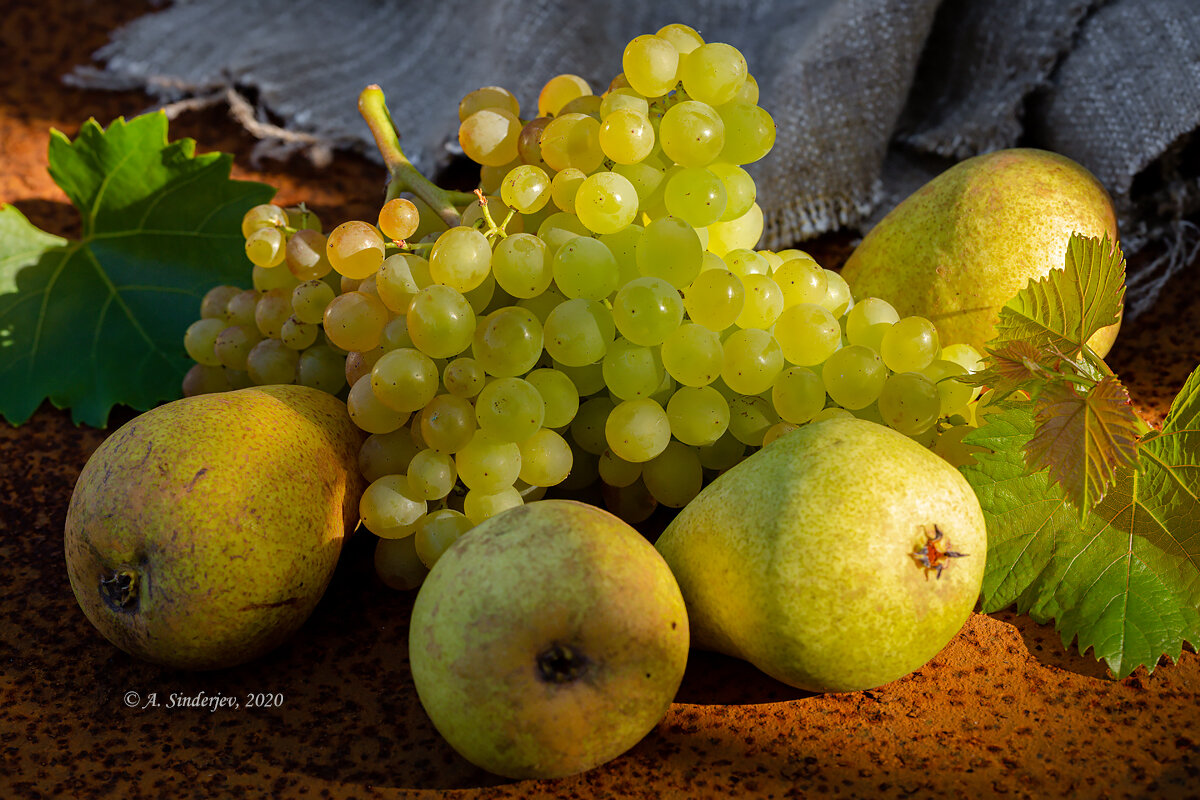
left=64, top=385, right=365, bottom=670
left=841, top=148, right=1121, bottom=356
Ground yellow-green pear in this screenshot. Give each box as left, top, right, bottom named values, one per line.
left=840, top=148, right=1121, bottom=356
left=655, top=417, right=985, bottom=693
left=64, top=384, right=365, bottom=670
left=408, top=499, right=689, bottom=779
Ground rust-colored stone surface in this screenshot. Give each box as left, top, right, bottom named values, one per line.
left=2, top=2, right=1198, bottom=798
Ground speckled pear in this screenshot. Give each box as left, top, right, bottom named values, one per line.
left=840, top=148, right=1121, bottom=356
left=654, top=417, right=986, bottom=693
left=64, top=385, right=365, bottom=670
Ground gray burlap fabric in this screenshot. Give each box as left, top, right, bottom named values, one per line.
left=67, top=0, right=1200, bottom=319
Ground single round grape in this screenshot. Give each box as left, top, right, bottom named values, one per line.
left=550, top=168, right=587, bottom=215
left=297, top=344, right=346, bottom=394
left=666, top=385, right=730, bottom=446
left=721, top=328, right=784, bottom=395
left=455, top=432, right=522, bottom=493
left=280, top=316, right=318, bottom=350
left=241, top=203, right=287, bottom=238
left=762, top=421, right=800, bottom=447
left=679, top=42, right=748, bottom=106
left=656, top=22, right=704, bottom=54
left=491, top=233, right=551, bottom=299
left=557, top=91, right=602, bottom=118
left=500, top=164, right=551, bottom=214
left=213, top=324, right=261, bottom=371
left=552, top=235, right=620, bottom=300
left=734, top=73, right=761, bottom=104
left=663, top=167, right=728, bottom=229
left=845, top=296, right=899, bottom=352
left=598, top=224, right=644, bottom=287
left=822, top=345, right=888, bottom=410
left=878, top=372, right=941, bottom=436
left=374, top=535, right=428, bottom=589
left=708, top=162, right=756, bottom=221
left=706, top=202, right=764, bottom=256
left=225, top=289, right=260, bottom=327
left=468, top=306, right=542, bottom=378
left=642, top=441, right=703, bottom=508
left=407, top=284, right=476, bottom=359
left=517, top=428, right=573, bottom=487
left=200, top=285, right=241, bottom=320
left=722, top=248, right=769, bottom=278
left=518, top=116, right=552, bottom=168
left=921, top=359, right=976, bottom=419
left=370, top=348, right=439, bottom=413
left=413, top=509, right=473, bottom=569
left=636, top=216, right=703, bottom=289
left=537, top=211, right=591, bottom=258
left=476, top=377, right=545, bottom=443
left=347, top=375, right=408, bottom=434
left=555, top=359, right=607, bottom=397
left=323, top=291, right=388, bottom=352
left=182, top=364, right=230, bottom=395
left=526, top=368, right=580, bottom=428
left=246, top=338, right=298, bottom=385
left=728, top=394, right=779, bottom=447
left=459, top=85, right=520, bottom=121
left=359, top=429, right=420, bottom=483
left=599, top=87, right=650, bottom=118
left=697, top=432, right=746, bottom=470
left=345, top=347, right=384, bottom=387
left=253, top=288, right=291, bottom=338
left=407, top=449, right=458, bottom=501
left=429, top=226, right=491, bottom=293
left=771, top=366, right=826, bottom=424
left=538, top=73, right=591, bottom=117
left=184, top=318, right=226, bottom=366
left=716, top=102, right=776, bottom=165
left=289, top=279, right=334, bottom=325
left=940, top=342, right=985, bottom=373
left=613, top=161, right=666, bottom=213
left=880, top=316, right=940, bottom=373
left=684, top=268, right=744, bottom=331
left=605, top=397, right=671, bottom=463
left=574, top=171, right=639, bottom=235
left=543, top=298, right=615, bottom=366
left=463, top=486, right=524, bottom=525
left=360, top=474, right=426, bottom=538
left=820, top=269, right=854, bottom=318
left=570, top=396, right=616, bottom=455
left=419, top=393, right=477, bottom=454
left=602, top=339, right=667, bottom=400
left=378, top=197, right=420, bottom=242
left=327, top=220, right=385, bottom=280
left=283, top=228, right=331, bottom=281
left=771, top=257, right=827, bottom=309
left=459, top=107, right=521, bottom=167
left=612, top=276, right=685, bottom=346
left=622, top=34, right=679, bottom=97
left=598, top=108, right=656, bottom=165
left=659, top=100, right=725, bottom=167
left=773, top=303, right=842, bottom=366
left=443, top=357, right=486, bottom=398
left=372, top=254, right=419, bottom=314
left=598, top=449, right=642, bottom=487
left=660, top=323, right=722, bottom=386
left=735, top=273, right=784, bottom=329
left=540, top=113, right=604, bottom=174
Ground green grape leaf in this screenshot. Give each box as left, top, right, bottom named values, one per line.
left=0, top=114, right=273, bottom=427
left=1026, top=375, right=1141, bottom=512
left=992, top=233, right=1125, bottom=355
left=960, top=367, right=1200, bottom=679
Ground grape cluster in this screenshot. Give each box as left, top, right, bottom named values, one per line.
left=181, top=23, right=983, bottom=589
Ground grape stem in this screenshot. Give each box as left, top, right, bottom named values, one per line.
left=357, top=85, right=471, bottom=228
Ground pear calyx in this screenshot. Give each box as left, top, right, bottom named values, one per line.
left=909, top=525, right=969, bottom=581
left=100, top=569, right=139, bottom=612
left=537, top=642, right=589, bottom=684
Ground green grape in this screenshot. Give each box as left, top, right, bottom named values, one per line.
left=605, top=397, right=671, bottom=462
left=323, top=291, right=388, bottom=352
left=921, top=359, right=976, bottom=418
left=819, top=269, right=854, bottom=318
left=708, top=162, right=756, bottom=221
left=297, top=344, right=347, bottom=394
left=716, top=102, right=776, bottom=165
left=544, top=298, right=615, bottom=366
left=940, top=343, right=985, bottom=373
left=706, top=202, right=763, bottom=256
left=223, top=368, right=253, bottom=391
left=684, top=268, right=744, bottom=330
left=540, top=113, right=604, bottom=174
left=600, top=88, right=650, bottom=119
left=370, top=348, right=439, bottom=413
left=612, top=276, right=685, bottom=346
left=374, top=534, right=428, bottom=589
left=635, top=216, right=703, bottom=289
left=537, top=73, right=591, bottom=117
left=213, top=325, right=261, bottom=371
left=517, top=428, right=573, bottom=487
left=463, top=486, right=524, bottom=525
left=347, top=375, right=408, bottom=434
left=375, top=254, right=423, bottom=313
left=663, top=167, right=727, bottom=229
left=246, top=338, right=298, bottom=385
left=762, top=421, right=799, bottom=447
left=476, top=377, right=545, bottom=442
left=550, top=168, right=587, bottom=215
left=656, top=22, right=704, bottom=54
left=679, top=42, right=748, bottom=106
left=279, top=317, right=318, bottom=351
left=735, top=273, right=784, bottom=329
left=552, top=236, right=620, bottom=300
left=359, top=429, right=420, bottom=483
left=492, top=233, right=551, bottom=299
left=407, top=284, right=476, bottom=359
left=200, top=285, right=241, bottom=320
left=380, top=315, right=414, bottom=351
left=599, top=108, right=655, bottom=165
left=734, top=73, right=760, bottom=104
left=443, top=357, right=487, bottom=398
left=641, top=440, right=703, bottom=508
left=845, top=297, right=899, bottom=352
left=723, top=248, right=770, bottom=278
left=378, top=197, right=421, bottom=241
left=773, top=303, right=841, bottom=366
left=455, top=432, right=522, bottom=493
left=472, top=306, right=544, bottom=377
left=459, top=86, right=520, bottom=121
left=878, top=372, right=941, bottom=436
left=291, top=279, right=336, bottom=324
left=599, top=224, right=644, bottom=287
left=254, top=288, right=291, bottom=338
left=184, top=318, right=226, bottom=366
left=822, top=345, right=888, bottom=410
left=518, top=116, right=552, bottom=169
left=345, top=347, right=384, bottom=387
left=526, top=368, right=580, bottom=428
left=659, top=100, right=725, bottom=167
left=660, top=323, right=722, bottom=386
left=360, top=474, right=427, bottom=538
left=463, top=271, right=497, bottom=316
left=728, top=394, right=779, bottom=446
left=772, top=258, right=827, bottom=308
left=284, top=228, right=331, bottom=281
left=598, top=449, right=642, bottom=487
left=327, top=220, right=385, bottom=280
left=697, top=431, right=746, bottom=470
left=413, top=509, right=473, bottom=569
left=613, top=161, right=666, bottom=214
left=241, top=203, right=287, bottom=238
left=666, top=385, right=729, bottom=446
left=180, top=364, right=229, bottom=397
left=500, top=164, right=551, bottom=214
left=225, top=289, right=260, bottom=327
left=574, top=172, right=639, bottom=235
left=283, top=204, right=321, bottom=233
left=418, top=393, right=477, bottom=454
left=880, top=316, right=940, bottom=373
left=537, top=211, right=591, bottom=258
left=429, top=226, right=491, bottom=292
left=721, top=328, right=784, bottom=395
left=771, top=366, right=826, bottom=424
left=570, top=396, right=616, bottom=454
left=253, top=262, right=301, bottom=294
left=554, top=359, right=607, bottom=396
left=622, top=34, right=679, bottom=97
left=406, top=449, right=458, bottom=501
left=459, top=107, right=521, bottom=166
left=602, top=339, right=666, bottom=400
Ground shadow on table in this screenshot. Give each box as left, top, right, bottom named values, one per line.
left=988, top=608, right=1112, bottom=680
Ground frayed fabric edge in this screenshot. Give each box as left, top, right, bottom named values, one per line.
left=761, top=182, right=883, bottom=251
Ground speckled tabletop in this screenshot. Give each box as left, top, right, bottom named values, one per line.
left=2, top=3, right=1198, bottom=798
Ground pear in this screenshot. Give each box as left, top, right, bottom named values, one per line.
left=64, top=384, right=365, bottom=670
left=408, top=499, right=689, bottom=779
left=840, top=148, right=1120, bottom=356
left=655, top=417, right=985, bottom=693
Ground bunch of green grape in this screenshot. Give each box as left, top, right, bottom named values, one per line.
left=181, top=22, right=985, bottom=590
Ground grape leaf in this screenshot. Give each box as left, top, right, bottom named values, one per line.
left=0, top=113, right=272, bottom=427
left=960, top=366, right=1200, bottom=678
left=991, top=233, right=1125, bottom=355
